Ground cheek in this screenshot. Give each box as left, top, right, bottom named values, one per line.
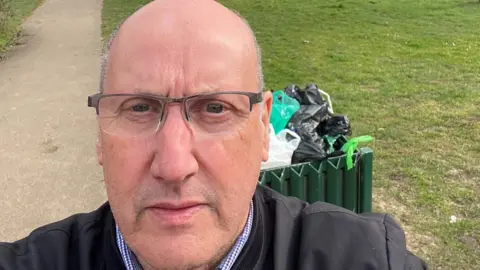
left=196, top=134, right=261, bottom=182
left=103, top=135, right=154, bottom=172
left=101, top=136, right=154, bottom=226
left=195, top=130, right=263, bottom=210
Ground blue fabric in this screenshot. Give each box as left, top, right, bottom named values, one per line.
left=116, top=201, right=254, bottom=270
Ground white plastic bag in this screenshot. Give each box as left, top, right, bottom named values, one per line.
left=261, top=124, right=301, bottom=170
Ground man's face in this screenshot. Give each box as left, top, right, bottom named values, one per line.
left=97, top=28, right=272, bottom=269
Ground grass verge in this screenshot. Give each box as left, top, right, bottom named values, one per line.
left=102, top=0, right=480, bottom=268
left=0, top=0, right=43, bottom=56
left=101, top=0, right=153, bottom=39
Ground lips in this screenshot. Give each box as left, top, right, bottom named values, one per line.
left=146, top=201, right=206, bottom=227
left=149, top=201, right=202, bottom=210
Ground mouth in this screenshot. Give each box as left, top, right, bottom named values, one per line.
left=146, top=201, right=207, bottom=227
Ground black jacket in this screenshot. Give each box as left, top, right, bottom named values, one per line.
left=0, top=185, right=427, bottom=270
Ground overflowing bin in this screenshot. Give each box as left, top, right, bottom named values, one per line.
left=259, top=83, right=374, bottom=213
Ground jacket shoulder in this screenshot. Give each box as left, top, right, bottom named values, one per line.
left=255, top=185, right=309, bottom=219
left=255, top=186, right=426, bottom=269
left=299, top=201, right=427, bottom=269
left=0, top=203, right=111, bottom=270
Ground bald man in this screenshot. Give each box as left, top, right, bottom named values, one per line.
left=0, top=0, right=427, bottom=269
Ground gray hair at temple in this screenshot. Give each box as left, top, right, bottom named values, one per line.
left=98, top=13, right=265, bottom=94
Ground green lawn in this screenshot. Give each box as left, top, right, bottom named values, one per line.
left=102, top=0, right=480, bottom=268
left=0, top=0, right=43, bottom=55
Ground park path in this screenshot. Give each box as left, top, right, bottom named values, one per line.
left=0, top=0, right=106, bottom=241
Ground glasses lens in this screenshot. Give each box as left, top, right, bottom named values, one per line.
left=97, top=95, right=163, bottom=136
left=186, top=93, right=251, bottom=136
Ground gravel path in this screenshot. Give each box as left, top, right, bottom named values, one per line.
left=0, top=0, right=106, bottom=242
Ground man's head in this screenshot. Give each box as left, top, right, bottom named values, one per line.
left=92, top=0, right=272, bottom=269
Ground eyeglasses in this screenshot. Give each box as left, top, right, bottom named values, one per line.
left=87, top=91, right=263, bottom=137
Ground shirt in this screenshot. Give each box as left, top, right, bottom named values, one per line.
left=116, top=201, right=254, bottom=270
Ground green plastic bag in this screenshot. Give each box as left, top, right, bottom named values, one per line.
left=270, top=91, right=300, bottom=134
left=341, top=135, right=374, bottom=170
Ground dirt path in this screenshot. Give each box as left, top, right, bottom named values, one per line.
left=0, top=0, right=106, bottom=242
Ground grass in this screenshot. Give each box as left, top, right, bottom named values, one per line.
left=102, top=0, right=153, bottom=40
left=0, top=0, right=43, bottom=56
left=102, top=0, right=480, bottom=268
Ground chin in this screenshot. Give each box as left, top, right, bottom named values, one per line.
left=131, top=233, right=224, bottom=269
left=124, top=207, right=234, bottom=268
left=136, top=206, right=211, bottom=234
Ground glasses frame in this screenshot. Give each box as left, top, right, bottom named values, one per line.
left=87, top=91, right=263, bottom=134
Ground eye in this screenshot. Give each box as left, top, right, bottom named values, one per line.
left=188, top=98, right=231, bottom=115
left=205, top=103, right=225, bottom=114
left=132, top=104, right=151, bottom=112
left=120, top=98, right=162, bottom=114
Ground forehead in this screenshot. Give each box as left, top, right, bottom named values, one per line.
left=104, top=25, right=258, bottom=97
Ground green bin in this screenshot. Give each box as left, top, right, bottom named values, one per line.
left=258, top=147, right=373, bottom=213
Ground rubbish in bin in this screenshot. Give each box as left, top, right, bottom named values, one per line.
left=332, top=135, right=349, bottom=152
left=270, top=91, right=300, bottom=134
left=291, top=140, right=327, bottom=164
left=283, top=84, right=331, bottom=163
left=267, top=82, right=373, bottom=167
left=323, top=134, right=348, bottom=155
left=283, top=84, right=303, bottom=104
left=318, top=115, right=352, bottom=137
left=298, top=83, right=327, bottom=106
left=341, top=135, right=374, bottom=170
left=287, top=104, right=329, bottom=142
left=261, top=124, right=301, bottom=170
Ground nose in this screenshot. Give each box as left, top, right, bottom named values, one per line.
left=149, top=106, right=199, bottom=184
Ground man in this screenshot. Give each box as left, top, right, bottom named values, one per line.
left=0, top=0, right=427, bottom=269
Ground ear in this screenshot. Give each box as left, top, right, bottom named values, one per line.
left=260, top=91, right=273, bottom=162
left=96, top=135, right=104, bottom=166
